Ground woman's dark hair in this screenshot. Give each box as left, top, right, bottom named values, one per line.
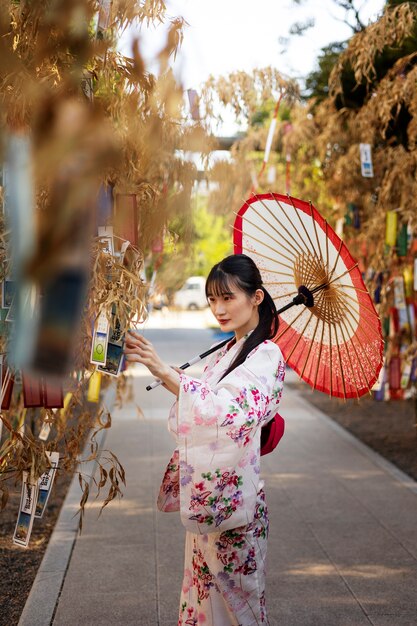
left=205, top=254, right=279, bottom=379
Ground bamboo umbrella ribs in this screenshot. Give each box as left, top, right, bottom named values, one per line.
left=234, top=193, right=384, bottom=399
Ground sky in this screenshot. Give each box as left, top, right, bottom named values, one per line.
left=121, top=0, right=386, bottom=89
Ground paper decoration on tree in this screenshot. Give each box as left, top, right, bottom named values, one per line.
left=87, top=371, right=102, bottom=403
left=29, top=268, right=88, bottom=377
left=114, top=194, right=138, bottom=245
left=43, top=379, right=64, bottom=409
left=393, top=276, right=406, bottom=309
left=187, top=89, right=200, bottom=121
left=385, top=211, right=398, bottom=247
left=1, top=357, right=14, bottom=410
left=13, top=472, right=39, bottom=548
left=389, top=356, right=401, bottom=391
left=359, top=143, right=374, bottom=177
left=35, top=452, right=59, bottom=518
left=22, top=373, right=43, bottom=407
left=397, top=223, right=408, bottom=256
left=96, top=184, right=113, bottom=230
left=97, top=0, right=112, bottom=35
left=90, top=311, right=109, bottom=366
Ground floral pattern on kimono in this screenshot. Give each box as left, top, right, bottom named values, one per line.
left=169, top=338, right=285, bottom=535
left=158, top=337, right=285, bottom=625
left=178, top=489, right=270, bottom=626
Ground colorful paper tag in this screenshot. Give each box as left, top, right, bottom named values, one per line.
left=35, top=452, right=59, bottom=518
left=13, top=472, right=39, bottom=548
left=90, top=312, right=109, bottom=365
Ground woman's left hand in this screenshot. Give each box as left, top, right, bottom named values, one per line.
left=124, top=331, right=180, bottom=395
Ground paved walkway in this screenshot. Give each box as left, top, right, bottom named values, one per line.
left=20, top=322, right=417, bottom=626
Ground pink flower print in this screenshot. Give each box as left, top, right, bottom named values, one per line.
left=178, top=422, right=191, bottom=436
left=194, top=481, right=205, bottom=491
left=220, top=411, right=238, bottom=427
left=182, top=568, right=192, bottom=594
left=194, top=412, right=217, bottom=426
left=179, top=461, right=194, bottom=486
left=250, top=387, right=261, bottom=404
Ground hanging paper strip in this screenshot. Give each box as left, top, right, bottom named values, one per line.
left=397, top=223, right=408, bottom=257
left=114, top=194, right=138, bottom=246
left=389, top=356, right=401, bottom=390
left=90, top=311, right=109, bottom=366
left=63, top=392, right=73, bottom=413
left=13, top=472, right=39, bottom=548
left=414, top=259, right=417, bottom=292
left=393, top=276, right=406, bottom=309
left=38, top=421, right=51, bottom=441
left=410, top=357, right=417, bottom=383
left=403, top=267, right=413, bottom=298
left=389, top=308, right=399, bottom=335
left=87, top=371, right=102, bottom=403
left=385, top=211, right=398, bottom=247
left=374, top=272, right=383, bottom=304
left=1, top=367, right=14, bottom=410
left=35, top=452, right=59, bottom=518
left=251, top=93, right=283, bottom=191
left=97, top=0, right=112, bottom=32
left=96, top=184, right=113, bottom=230
left=285, top=154, right=291, bottom=195
left=187, top=89, right=200, bottom=121
left=42, top=379, right=64, bottom=409
left=359, top=143, right=374, bottom=177
left=401, top=360, right=412, bottom=389
left=22, top=373, right=43, bottom=408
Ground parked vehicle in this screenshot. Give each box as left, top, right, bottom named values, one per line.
left=173, top=276, right=207, bottom=310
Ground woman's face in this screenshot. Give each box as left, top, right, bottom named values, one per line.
left=207, top=280, right=264, bottom=341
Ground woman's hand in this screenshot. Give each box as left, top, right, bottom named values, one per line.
left=124, top=331, right=180, bottom=396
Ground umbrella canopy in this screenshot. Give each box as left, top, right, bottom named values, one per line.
left=234, top=192, right=384, bottom=399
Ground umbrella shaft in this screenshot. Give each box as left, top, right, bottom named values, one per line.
left=146, top=284, right=326, bottom=391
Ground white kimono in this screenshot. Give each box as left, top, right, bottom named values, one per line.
left=158, top=337, right=285, bottom=626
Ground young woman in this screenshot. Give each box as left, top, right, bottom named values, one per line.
left=124, top=254, right=285, bottom=626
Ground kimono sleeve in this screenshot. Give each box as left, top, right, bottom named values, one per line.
left=175, top=341, right=285, bottom=534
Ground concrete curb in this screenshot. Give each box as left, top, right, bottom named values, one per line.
left=18, top=384, right=117, bottom=626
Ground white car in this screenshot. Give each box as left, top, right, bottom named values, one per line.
left=173, top=276, right=208, bottom=310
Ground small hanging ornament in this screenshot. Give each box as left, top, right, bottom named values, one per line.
left=385, top=211, right=398, bottom=247
left=410, top=357, right=417, bottom=383
left=389, top=356, right=401, bottom=390
left=87, top=371, right=102, bottom=403
left=373, top=363, right=386, bottom=401
left=414, top=258, right=417, bottom=292
left=397, top=223, right=408, bottom=257
left=403, top=266, right=413, bottom=298
left=374, top=272, right=383, bottom=304
left=400, top=360, right=412, bottom=389
left=359, top=143, right=374, bottom=177
left=393, top=276, right=406, bottom=310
